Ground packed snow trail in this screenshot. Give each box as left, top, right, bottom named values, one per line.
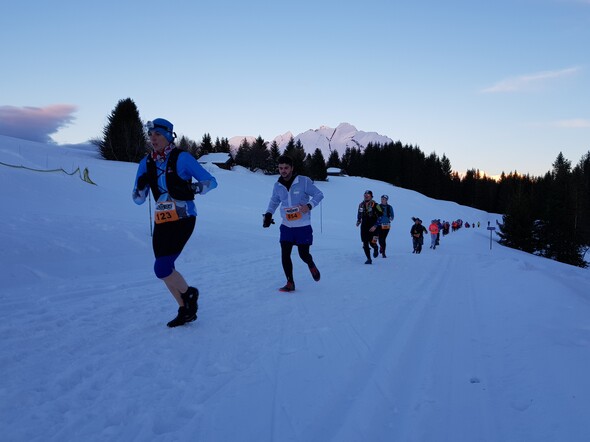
left=1, top=138, right=590, bottom=441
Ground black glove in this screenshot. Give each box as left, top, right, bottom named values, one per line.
left=263, top=212, right=275, bottom=228
left=136, top=174, right=148, bottom=191
left=191, top=182, right=204, bottom=194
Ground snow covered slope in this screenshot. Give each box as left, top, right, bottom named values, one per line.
left=1, top=135, right=589, bottom=442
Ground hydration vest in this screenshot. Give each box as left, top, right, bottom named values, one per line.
left=146, top=148, right=195, bottom=201
left=360, top=200, right=381, bottom=219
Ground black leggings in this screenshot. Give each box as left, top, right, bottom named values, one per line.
left=281, top=242, right=315, bottom=282
left=379, top=228, right=390, bottom=252
left=361, top=226, right=379, bottom=259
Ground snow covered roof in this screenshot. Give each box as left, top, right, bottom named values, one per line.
left=327, top=167, right=343, bottom=175
left=197, top=153, right=232, bottom=164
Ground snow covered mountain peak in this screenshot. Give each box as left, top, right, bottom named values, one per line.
left=228, top=123, right=393, bottom=158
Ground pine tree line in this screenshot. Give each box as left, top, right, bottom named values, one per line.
left=176, top=132, right=232, bottom=158
left=497, top=152, right=590, bottom=268
left=97, top=98, right=589, bottom=267
left=233, top=136, right=327, bottom=181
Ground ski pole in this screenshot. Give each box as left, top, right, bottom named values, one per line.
left=320, top=201, right=323, bottom=234
left=148, top=190, right=153, bottom=237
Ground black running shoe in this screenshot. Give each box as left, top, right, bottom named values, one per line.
left=279, top=281, right=295, bottom=292
left=181, top=286, right=199, bottom=317
left=365, top=259, right=372, bottom=264
left=310, top=266, right=321, bottom=281
left=167, top=306, right=196, bottom=328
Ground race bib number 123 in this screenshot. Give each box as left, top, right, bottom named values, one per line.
left=155, top=201, right=179, bottom=224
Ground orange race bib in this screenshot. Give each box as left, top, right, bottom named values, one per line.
left=155, top=201, right=179, bottom=224
left=381, top=223, right=391, bottom=230
left=285, top=206, right=302, bottom=222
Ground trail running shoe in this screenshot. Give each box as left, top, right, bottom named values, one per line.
left=310, top=266, right=321, bottom=282
left=279, top=281, right=295, bottom=292
left=181, top=286, right=199, bottom=317
left=167, top=306, right=196, bottom=328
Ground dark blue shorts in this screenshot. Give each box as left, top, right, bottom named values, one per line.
left=280, top=224, right=313, bottom=245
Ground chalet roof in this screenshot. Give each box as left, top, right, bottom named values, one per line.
left=198, top=153, right=232, bottom=164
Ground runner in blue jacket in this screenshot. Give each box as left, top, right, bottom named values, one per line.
left=263, top=155, right=324, bottom=292
left=133, top=118, right=217, bottom=327
left=377, top=194, right=394, bottom=258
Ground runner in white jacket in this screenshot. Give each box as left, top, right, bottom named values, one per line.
left=263, top=155, right=324, bottom=292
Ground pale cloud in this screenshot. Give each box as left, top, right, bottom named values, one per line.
left=0, top=104, right=77, bottom=143
left=551, top=118, right=590, bottom=128
left=481, top=67, right=580, bottom=93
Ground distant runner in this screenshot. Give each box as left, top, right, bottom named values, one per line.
left=356, top=190, right=383, bottom=264
left=377, top=194, right=394, bottom=258
left=410, top=217, right=427, bottom=254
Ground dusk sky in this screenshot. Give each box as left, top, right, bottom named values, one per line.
left=1, top=0, right=589, bottom=176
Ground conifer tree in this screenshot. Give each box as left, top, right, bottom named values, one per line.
left=341, top=147, right=362, bottom=177
left=97, top=98, right=147, bottom=162
left=304, top=153, right=313, bottom=177
left=234, top=138, right=252, bottom=168
left=283, top=137, right=296, bottom=156
left=176, top=135, right=200, bottom=157
left=438, top=154, right=453, bottom=199
left=214, top=137, right=231, bottom=153
left=176, top=135, right=192, bottom=152
left=308, top=148, right=328, bottom=181
left=572, top=151, right=590, bottom=250
left=250, top=136, right=270, bottom=172
left=540, top=153, right=587, bottom=267
left=268, top=140, right=281, bottom=173
left=200, top=133, right=213, bottom=156
left=327, top=149, right=341, bottom=168
left=285, top=139, right=306, bottom=175
left=440, top=154, right=452, bottom=178
left=497, top=186, right=536, bottom=253
left=363, top=143, right=381, bottom=180
left=188, top=140, right=200, bottom=158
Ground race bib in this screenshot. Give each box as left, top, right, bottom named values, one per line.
left=285, top=206, right=302, bottom=222
left=155, top=201, right=179, bottom=224
left=381, top=223, right=391, bottom=230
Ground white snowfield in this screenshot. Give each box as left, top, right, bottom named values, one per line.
left=1, top=135, right=589, bottom=442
